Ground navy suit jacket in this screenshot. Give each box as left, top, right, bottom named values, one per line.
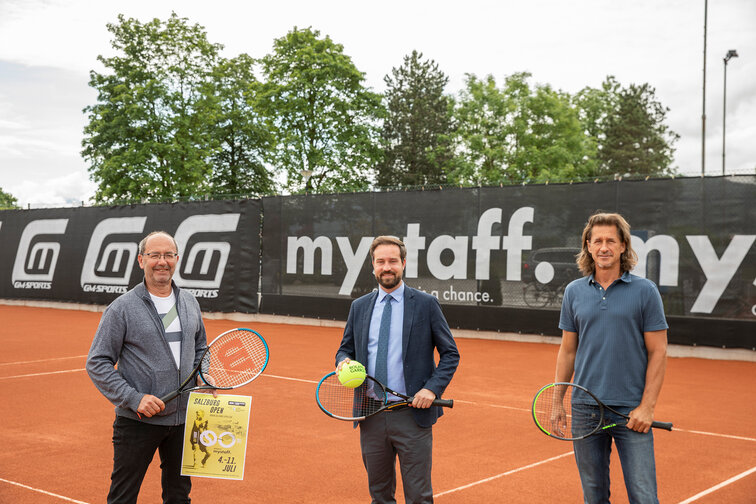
left=335, top=285, right=460, bottom=428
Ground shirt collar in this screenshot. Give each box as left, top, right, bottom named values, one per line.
left=139, top=279, right=178, bottom=298
left=588, top=271, right=632, bottom=285
left=378, top=282, right=405, bottom=303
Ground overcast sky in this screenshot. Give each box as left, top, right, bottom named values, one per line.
left=1, top=0, right=754, bottom=208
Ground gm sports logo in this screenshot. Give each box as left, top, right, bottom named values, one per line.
left=172, top=214, right=241, bottom=298
left=11, top=219, right=69, bottom=290
left=80, top=217, right=148, bottom=294
left=79, top=214, right=240, bottom=297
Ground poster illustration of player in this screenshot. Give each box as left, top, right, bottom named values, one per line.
left=181, top=392, right=252, bottom=480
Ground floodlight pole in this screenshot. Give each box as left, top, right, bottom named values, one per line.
left=722, top=49, right=738, bottom=176
left=701, top=0, right=708, bottom=176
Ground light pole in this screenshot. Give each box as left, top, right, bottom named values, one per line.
left=301, top=169, right=313, bottom=193
left=722, top=49, right=738, bottom=175
left=702, top=0, right=708, bottom=176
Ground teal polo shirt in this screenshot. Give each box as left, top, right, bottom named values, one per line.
left=559, top=271, right=668, bottom=407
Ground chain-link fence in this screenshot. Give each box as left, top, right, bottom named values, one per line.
left=8, top=169, right=755, bottom=210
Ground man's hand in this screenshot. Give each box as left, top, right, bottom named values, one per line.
left=199, top=374, right=219, bottom=398
left=410, top=388, right=436, bottom=409
left=626, top=403, right=654, bottom=433
left=551, top=405, right=568, bottom=438
left=137, top=394, right=165, bottom=418
left=336, top=358, right=351, bottom=375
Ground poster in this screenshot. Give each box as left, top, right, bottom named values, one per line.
left=181, top=392, right=252, bottom=480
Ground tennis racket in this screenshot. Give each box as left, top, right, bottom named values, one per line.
left=315, top=372, right=453, bottom=421
left=532, top=382, right=673, bottom=441
left=160, top=327, right=269, bottom=404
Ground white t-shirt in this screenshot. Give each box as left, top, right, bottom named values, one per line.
left=150, top=292, right=182, bottom=368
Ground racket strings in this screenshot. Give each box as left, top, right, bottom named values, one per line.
left=318, top=374, right=385, bottom=420
left=203, top=329, right=268, bottom=387
left=533, top=384, right=601, bottom=440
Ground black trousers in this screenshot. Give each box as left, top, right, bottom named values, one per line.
left=107, top=415, right=191, bottom=504
left=359, top=408, right=434, bottom=504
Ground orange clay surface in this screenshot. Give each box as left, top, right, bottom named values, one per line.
left=0, top=305, right=754, bottom=503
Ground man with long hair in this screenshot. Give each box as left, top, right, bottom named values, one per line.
left=555, top=213, right=668, bottom=503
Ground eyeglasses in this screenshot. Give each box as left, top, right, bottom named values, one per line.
left=142, top=252, right=178, bottom=261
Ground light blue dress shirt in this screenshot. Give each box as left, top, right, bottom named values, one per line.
left=367, top=283, right=406, bottom=400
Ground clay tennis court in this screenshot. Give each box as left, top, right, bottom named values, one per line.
left=1, top=304, right=754, bottom=503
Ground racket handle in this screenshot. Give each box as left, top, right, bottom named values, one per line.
left=432, top=398, right=454, bottom=408
left=651, top=421, right=673, bottom=431
left=159, top=391, right=180, bottom=404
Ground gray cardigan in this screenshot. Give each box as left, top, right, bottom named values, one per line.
left=86, top=280, right=207, bottom=425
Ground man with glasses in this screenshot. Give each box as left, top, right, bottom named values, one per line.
left=87, top=230, right=212, bottom=503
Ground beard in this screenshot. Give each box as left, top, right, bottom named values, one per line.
left=375, top=270, right=402, bottom=290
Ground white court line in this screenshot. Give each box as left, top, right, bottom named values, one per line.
left=0, top=477, right=90, bottom=504
left=455, top=399, right=530, bottom=413
left=434, top=451, right=574, bottom=498
left=456, top=399, right=756, bottom=443
left=674, top=428, right=756, bottom=443
left=0, top=368, right=85, bottom=380
left=677, top=465, right=756, bottom=504
left=0, top=355, right=87, bottom=366
left=0, top=370, right=316, bottom=383
left=262, top=373, right=318, bottom=384
left=3, top=370, right=753, bottom=446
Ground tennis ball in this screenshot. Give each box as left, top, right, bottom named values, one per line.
left=338, top=361, right=367, bottom=388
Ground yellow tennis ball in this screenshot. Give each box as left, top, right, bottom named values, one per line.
left=338, top=361, right=366, bottom=388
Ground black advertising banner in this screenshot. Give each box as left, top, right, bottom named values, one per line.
left=0, top=200, right=260, bottom=313
left=261, top=177, right=755, bottom=349
left=1, top=178, right=753, bottom=348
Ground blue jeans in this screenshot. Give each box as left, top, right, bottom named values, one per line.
left=572, top=404, right=658, bottom=504
left=107, top=415, right=191, bottom=504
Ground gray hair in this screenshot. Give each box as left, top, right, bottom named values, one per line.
left=138, top=231, right=178, bottom=254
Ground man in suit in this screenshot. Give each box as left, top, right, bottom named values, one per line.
left=335, top=235, right=460, bottom=504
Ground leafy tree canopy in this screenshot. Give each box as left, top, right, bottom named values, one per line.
left=449, top=73, right=596, bottom=185
left=0, top=187, right=19, bottom=209
left=575, top=76, right=679, bottom=178
left=209, top=54, right=277, bottom=196
left=378, top=50, right=454, bottom=187
left=80, top=14, right=681, bottom=201
left=258, top=27, right=383, bottom=193
left=82, top=12, right=222, bottom=203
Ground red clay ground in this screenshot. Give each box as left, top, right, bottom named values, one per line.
left=1, top=305, right=754, bottom=503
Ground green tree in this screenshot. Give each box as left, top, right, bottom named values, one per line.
left=450, top=73, right=595, bottom=185
left=573, top=76, right=620, bottom=142
left=377, top=50, right=454, bottom=187
left=82, top=13, right=221, bottom=203
left=209, top=54, right=276, bottom=196
left=258, top=27, right=383, bottom=193
left=600, top=83, right=679, bottom=177
left=574, top=77, right=678, bottom=178
left=517, top=80, right=597, bottom=182
left=447, top=74, right=511, bottom=185
left=0, top=187, right=19, bottom=209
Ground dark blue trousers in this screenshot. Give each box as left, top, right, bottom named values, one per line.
left=107, top=415, right=191, bottom=504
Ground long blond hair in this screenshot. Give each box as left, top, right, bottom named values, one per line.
left=576, top=212, right=637, bottom=276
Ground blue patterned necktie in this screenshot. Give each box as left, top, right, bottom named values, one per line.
left=375, top=295, right=393, bottom=386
